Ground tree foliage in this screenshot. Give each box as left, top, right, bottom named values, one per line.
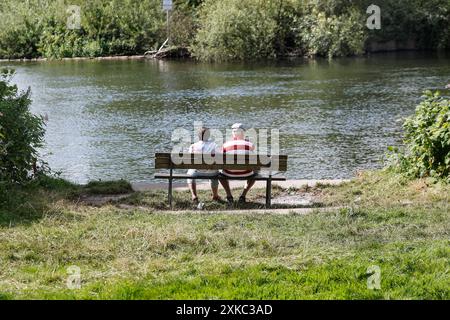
left=193, top=0, right=280, bottom=61
left=0, top=0, right=167, bottom=59
left=0, top=69, right=45, bottom=183
left=298, top=6, right=366, bottom=58
left=389, top=91, right=450, bottom=181
left=192, top=0, right=450, bottom=61
left=0, top=0, right=449, bottom=60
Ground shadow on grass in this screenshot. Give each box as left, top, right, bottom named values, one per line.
left=0, top=175, right=324, bottom=227
left=0, top=175, right=133, bottom=227
left=113, top=184, right=324, bottom=212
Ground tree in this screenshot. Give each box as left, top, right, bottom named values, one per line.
left=389, top=91, right=450, bottom=181
left=0, top=69, right=45, bottom=183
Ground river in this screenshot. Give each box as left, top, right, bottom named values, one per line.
left=3, top=52, right=450, bottom=183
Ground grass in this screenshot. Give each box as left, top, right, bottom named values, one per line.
left=83, top=179, right=133, bottom=195
left=0, top=175, right=132, bottom=226
left=0, top=171, right=448, bottom=299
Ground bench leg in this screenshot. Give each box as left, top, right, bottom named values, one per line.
left=168, top=177, right=173, bottom=209
left=266, top=178, right=272, bottom=208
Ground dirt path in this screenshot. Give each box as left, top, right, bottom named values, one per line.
left=131, top=179, right=348, bottom=192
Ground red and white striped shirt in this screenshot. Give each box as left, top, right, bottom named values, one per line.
left=221, top=138, right=255, bottom=177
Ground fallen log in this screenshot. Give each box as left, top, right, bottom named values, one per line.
left=145, top=46, right=191, bottom=60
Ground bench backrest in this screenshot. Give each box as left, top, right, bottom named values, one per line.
left=155, top=153, right=288, bottom=172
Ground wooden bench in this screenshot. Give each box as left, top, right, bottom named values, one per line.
left=154, top=153, right=288, bottom=208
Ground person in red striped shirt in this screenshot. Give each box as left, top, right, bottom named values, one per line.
left=219, top=123, right=257, bottom=205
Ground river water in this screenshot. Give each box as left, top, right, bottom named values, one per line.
left=3, top=52, right=450, bottom=183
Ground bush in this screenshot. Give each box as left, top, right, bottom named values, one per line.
left=389, top=91, right=450, bottom=181
left=298, top=7, right=367, bottom=58
left=38, top=24, right=87, bottom=59
left=81, top=0, right=165, bottom=56
left=0, top=0, right=449, bottom=60
left=192, top=0, right=369, bottom=61
left=0, top=3, right=44, bottom=59
left=192, top=0, right=280, bottom=61
left=363, top=0, right=450, bottom=50
left=0, top=0, right=166, bottom=59
left=0, top=69, right=45, bottom=183
left=168, top=9, right=197, bottom=47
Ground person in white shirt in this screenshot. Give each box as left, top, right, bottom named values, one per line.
left=187, top=127, right=221, bottom=204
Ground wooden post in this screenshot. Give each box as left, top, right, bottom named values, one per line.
left=266, top=173, right=272, bottom=208
left=168, top=168, right=173, bottom=209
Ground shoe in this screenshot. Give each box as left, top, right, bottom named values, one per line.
left=212, top=196, right=224, bottom=203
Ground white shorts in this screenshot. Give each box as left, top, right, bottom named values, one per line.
left=187, top=169, right=219, bottom=188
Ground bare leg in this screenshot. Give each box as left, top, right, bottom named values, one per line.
left=211, top=184, right=220, bottom=199
left=188, top=182, right=198, bottom=201
left=241, top=179, right=256, bottom=198
left=210, top=178, right=220, bottom=200
left=219, top=179, right=233, bottom=198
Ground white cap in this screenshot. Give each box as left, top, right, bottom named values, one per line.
left=231, top=123, right=246, bottom=130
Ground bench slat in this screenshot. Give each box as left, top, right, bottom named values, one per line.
left=157, top=164, right=265, bottom=170
left=154, top=173, right=287, bottom=181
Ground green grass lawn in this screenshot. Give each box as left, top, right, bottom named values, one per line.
left=0, top=171, right=448, bottom=299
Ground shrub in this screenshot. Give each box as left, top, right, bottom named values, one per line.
left=167, top=9, right=197, bottom=47
left=297, top=4, right=367, bottom=58
left=363, top=0, right=450, bottom=50
left=0, top=0, right=166, bottom=59
left=38, top=24, right=87, bottom=59
left=192, top=0, right=369, bottom=61
left=192, top=0, right=280, bottom=61
left=80, top=0, right=165, bottom=56
left=0, top=0, right=449, bottom=60
left=389, top=91, right=450, bottom=181
left=0, top=69, right=45, bottom=183
left=0, top=5, right=44, bottom=59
